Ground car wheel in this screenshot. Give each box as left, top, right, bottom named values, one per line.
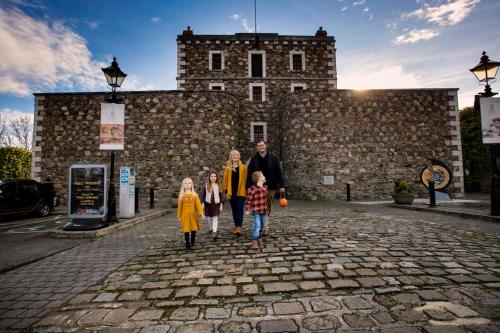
left=36, top=201, right=50, bottom=217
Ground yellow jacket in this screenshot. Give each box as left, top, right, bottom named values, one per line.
left=222, top=164, right=248, bottom=198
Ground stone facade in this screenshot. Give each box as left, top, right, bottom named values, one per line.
left=279, top=89, right=464, bottom=199
left=32, top=91, right=241, bottom=206
left=177, top=27, right=337, bottom=156
left=32, top=28, right=465, bottom=207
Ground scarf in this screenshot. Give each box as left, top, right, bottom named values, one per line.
left=205, top=184, right=220, bottom=204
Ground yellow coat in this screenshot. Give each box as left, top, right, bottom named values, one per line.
left=177, top=192, right=203, bottom=232
left=222, top=164, right=248, bottom=198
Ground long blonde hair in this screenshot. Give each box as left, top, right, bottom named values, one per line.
left=226, top=149, right=242, bottom=171
left=179, top=178, right=196, bottom=201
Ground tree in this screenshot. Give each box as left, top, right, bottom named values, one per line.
left=0, top=147, right=32, bottom=180
left=9, top=115, right=33, bottom=151
left=0, top=116, right=13, bottom=147
left=460, top=106, right=490, bottom=192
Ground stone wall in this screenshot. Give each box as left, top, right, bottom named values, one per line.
left=279, top=89, right=464, bottom=199
left=32, top=88, right=464, bottom=209
left=33, top=91, right=240, bottom=208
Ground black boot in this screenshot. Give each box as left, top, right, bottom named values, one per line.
left=190, top=231, right=196, bottom=247
left=184, top=232, right=191, bottom=250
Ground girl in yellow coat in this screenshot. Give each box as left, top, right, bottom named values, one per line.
left=177, top=178, right=204, bottom=250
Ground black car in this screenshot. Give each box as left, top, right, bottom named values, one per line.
left=0, top=179, right=54, bottom=218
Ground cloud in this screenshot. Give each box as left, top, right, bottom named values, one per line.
left=121, top=74, right=155, bottom=91
left=386, top=22, right=398, bottom=30
left=0, top=108, right=33, bottom=122
left=341, top=6, right=348, bottom=11
left=241, top=18, right=254, bottom=33
left=353, top=0, right=365, bottom=6
left=85, top=20, right=101, bottom=30
left=229, top=14, right=240, bottom=21
left=0, top=7, right=154, bottom=97
left=403, top=0, right=480, bottom=26
left=393, top=28, right=440, bottom=44
left=151, top=17, right=161, bottom=23
left=339, top=63, right=422, bottom=90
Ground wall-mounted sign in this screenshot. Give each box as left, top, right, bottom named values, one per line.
left=100, top=103, right=125, bottom=150
left=323, top=175, right=334, bottom=186
left=480, top=97, right=500, bottom=144
left=68, top=164, right=107, bottom=218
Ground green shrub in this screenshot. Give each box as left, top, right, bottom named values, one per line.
left=460, top=106, right=490, bottom=192
left=394, top=179, right=412, bottom=196
left=0, top=147, right=31, bottom=180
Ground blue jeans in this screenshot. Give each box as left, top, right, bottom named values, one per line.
left=230, top=196, right=245, bottom=227
left=251, top=212, right=266, bottom=240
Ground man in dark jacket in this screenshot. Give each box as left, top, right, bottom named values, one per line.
left=246, top=140, right=285, bottom=234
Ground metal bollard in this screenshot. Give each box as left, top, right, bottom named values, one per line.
left=135, top=187, right=140, bottom=213
left=150, top=188, right=155, bottom=209
left=429, top=181, right=436, bottom=207
left=346, top=183, right=351, bottom=202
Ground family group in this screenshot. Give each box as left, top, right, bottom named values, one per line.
left=177, top=140, right=286, bottom=250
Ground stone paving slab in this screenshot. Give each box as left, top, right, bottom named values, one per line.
left=27, top=203, right=500, bottom=333
left=0, top=212, right=176, bottom=332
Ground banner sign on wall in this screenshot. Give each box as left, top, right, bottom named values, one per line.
left=100, top=103, right=125, bottom=150
left=68, top=164, right=107, bottom=219
left=480, top=97, right=500, bottom=144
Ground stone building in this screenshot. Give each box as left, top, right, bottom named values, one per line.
left=31, top=27, right=464, bottom=207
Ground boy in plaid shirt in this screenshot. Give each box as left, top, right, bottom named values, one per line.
left=245, top=171, right=269, bottom=250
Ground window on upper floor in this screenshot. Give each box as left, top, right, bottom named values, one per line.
left=290, top=51, right=305, bottom=72
left=209, top=51, right=224, bottom=71
left=249, top=83, right=265, bottom=102
left=248, top=51, right=266, bottom=78
left=291, top=83, right=307, bottom=92
left=209, top=83, right=225, bottom=91
left=251, top=122, right=267, bottom=142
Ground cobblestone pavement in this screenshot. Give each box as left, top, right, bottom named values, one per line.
left=28, top=202, right=500, bottom=333
left=0, top=215, right=176, bottom=332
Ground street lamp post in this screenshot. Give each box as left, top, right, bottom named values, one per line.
left=101, top=57, right=127, bottom=223
left=470, top=51, right=500, bottom=215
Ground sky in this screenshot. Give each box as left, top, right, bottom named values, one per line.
left=1, top=0, right=500, bottom=122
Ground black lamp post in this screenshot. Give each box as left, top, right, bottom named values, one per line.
left=470, top=51, right=500, bottom=215
left=101, top=57, right=127, bottom=223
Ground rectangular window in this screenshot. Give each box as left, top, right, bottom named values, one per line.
left=253, top=125, right=264, bottom=142
left=251, top=54, right=263, bottom=77
left=292, top=54, right=303, bottom=71
left=212, top=53, right=222, bottom=70
left=291, top=83, right=307, bottom=92
left=209, top=51, right=224, bottom=71
left=249, top=83, right=265, bottom=102
left=209, top=83, right=225, bottom=91
left=252, top=86, right=262, bottom=101
left=251, top=122, right=267, bottom=142
left=248, top=51, right=266, bottom=77
left=289, top=51, right=305, bottom=71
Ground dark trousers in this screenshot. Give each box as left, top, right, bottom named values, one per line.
left=229, top=196, right=245, bottom=227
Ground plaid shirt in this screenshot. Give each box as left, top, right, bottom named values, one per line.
left=245, top=185, right=269, bottom=214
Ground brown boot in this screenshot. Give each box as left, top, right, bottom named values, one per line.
left=250, top=240, right=259, bottom=250
left=235, top=226, right=241, bottom=236
left=257, top=239, right=263, bottom=247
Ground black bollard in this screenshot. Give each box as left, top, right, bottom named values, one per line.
left=429, top=181, right=436, bottom=207
left=346, top=183, right=351, bottom=202
left=135, top=187, right=140, bottom=213
left=150, top=188, right=155, bottom=209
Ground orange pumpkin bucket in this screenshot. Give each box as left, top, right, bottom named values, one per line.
left=278, top=192, right=288, bottom=208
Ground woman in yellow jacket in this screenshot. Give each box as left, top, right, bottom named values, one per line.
left=222, top=150, right=247, bottom=236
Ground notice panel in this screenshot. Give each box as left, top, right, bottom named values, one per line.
left=68, top=164, right=107, bottom=218
left=100, top=103, right=125, bottom=150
